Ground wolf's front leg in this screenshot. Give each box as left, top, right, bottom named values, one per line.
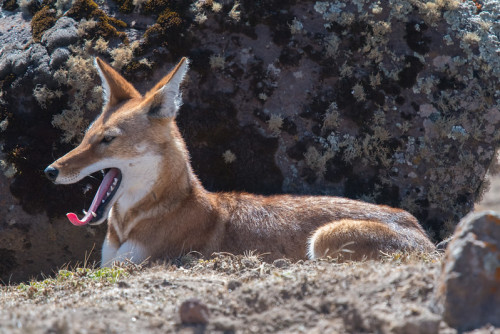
left=115, top=240, right=148, bottom=264
left=101, top=238, right=148, bottom=267
left=101, top=236, right=119, bottom=267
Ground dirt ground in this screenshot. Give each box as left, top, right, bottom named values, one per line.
left=0, top=252, right=498, bottom=334
left=0, top=253, right=444, bottom=334
left=1, top=172, right=500, bottom=334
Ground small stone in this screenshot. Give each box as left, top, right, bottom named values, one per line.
left=227, top=279, right=242, bottom=291
left=179, top=298, right=210, bottom=325
left=272, top=258, right=290, bottom=268
left=211, top=317, right=236, bottom=331
left=117, top=281, right=130, bottom=288
left=391, top=312, right=441, bottom=334
left=434, top=211, right=500, bottom=331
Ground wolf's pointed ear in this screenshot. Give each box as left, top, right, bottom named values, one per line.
left=144, top=57, right=189, bottom=119
left=94, top=57, right=141, bottom=106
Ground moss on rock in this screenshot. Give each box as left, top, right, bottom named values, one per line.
left=113, top=0, right=134, bottom=13
left=66, top=0, right=127, bottom=41
left=31, top=6, right=57, bottom=42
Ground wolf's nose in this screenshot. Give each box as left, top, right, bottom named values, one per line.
left=44, top=166, right=59, bottom=182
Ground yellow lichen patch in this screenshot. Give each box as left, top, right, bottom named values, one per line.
left=143, top=9, right=183, bottom=47
left=31, top=6, right=57, bottom=42
left=113, top=0, right=134, bottom=13
left=67, top=0, right=127, bottom=41
left=141, top=0, right=171, bottom=14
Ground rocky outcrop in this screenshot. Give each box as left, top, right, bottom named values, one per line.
left=0, top=11, right=106, bottom=283
left=434, top=211, right=500, bottom=331
left=0, top=0, right=499, bottom=281
left=0, top=172, right=105, bottom=283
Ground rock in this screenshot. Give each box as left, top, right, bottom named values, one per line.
left=390, top=313, right=441, bottom=334
left=1, top=0, right=500, bottom=281
left=0, top=12, right=31, bottom=47
left=28, top=43, right=52, bottom=84
left=40, top=17, right=78, bottom=52
left=0, top=11, right=52, bottom=83
left=179, top=298, right=210, bottom=325
left=0, top=50, right=29, bottom=77
left=227, top=279, right=242, bottom=291
left=436, top=236, right=452, bottom=252
left=117, top=281, right=130, bottom=288
left=50, top=47, right=71, bottom=69
left=173, top=0, right=500, bottom=239
left=211, top=317, right=237, bottom=332
left=378, top=306, right=441, bottom=334
left=434, top=211, right=500, bottom=331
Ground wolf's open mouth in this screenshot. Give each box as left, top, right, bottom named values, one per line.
left=66, top=168, right=122, bottom=226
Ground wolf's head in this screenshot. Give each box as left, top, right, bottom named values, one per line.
left=45, top=57, right=190, bottom=226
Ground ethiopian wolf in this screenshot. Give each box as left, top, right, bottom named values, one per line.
left=44, top=57, right=434, bottom=266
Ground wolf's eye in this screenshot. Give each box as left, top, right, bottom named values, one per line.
left=101, top=135, right=115, bottom=144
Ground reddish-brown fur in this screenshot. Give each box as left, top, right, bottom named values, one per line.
left=49, top=58, right=435, bottom=264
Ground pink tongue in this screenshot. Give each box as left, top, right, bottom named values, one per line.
left=67, top=168, right=120, bottom=226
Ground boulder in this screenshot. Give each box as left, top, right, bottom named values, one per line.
left=0, top=0, right=499, bottom=281
left=435, top=211, right=500, bottom=331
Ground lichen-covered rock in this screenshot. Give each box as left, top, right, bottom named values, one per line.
left=0, top=0, right=499, bottom=280
left=0, top=10, right=106, bottom=283
left=0, top=12, right=55, bottom=85
left=0, top=11, right=32, bottom=78
left=434, top=211, right=500, bottom=331
left=40, top=17, right=78, bottom=52
left=49, top=47, right=71, bottom=69
left=173, top=0, right=500, bottom=240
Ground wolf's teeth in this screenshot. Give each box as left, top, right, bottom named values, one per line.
left=91, top=212, right=97, bottom=217
left=102, top=200, right=105, bottom=203
left=113, top=178, right=118, bottom=184
left=82, top=210, right=88, bottom=215
left=110, top=186, right=114, bottom=191
left=106, top=192, right=111, bottom=197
